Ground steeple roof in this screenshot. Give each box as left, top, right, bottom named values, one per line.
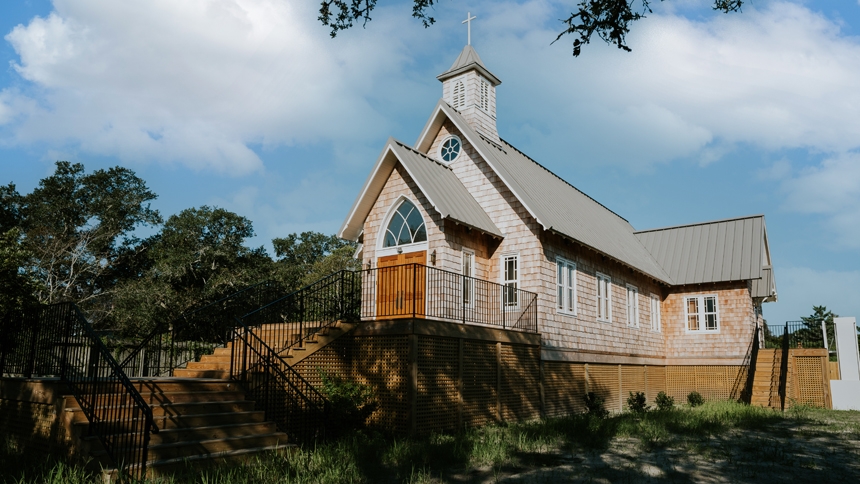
left=437, top=45, right=501, bottom=86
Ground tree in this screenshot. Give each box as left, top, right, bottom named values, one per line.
left=272, top=232, right=358, bottom=291
left=318, top=0, right=744, bottom=56
left=797, top=305, right=837, bottom=349
left=13, top=162, right=161, bottom=325
left=0, top=228, right=39, bottom=321
left=112, top=206, right=273, bottom=335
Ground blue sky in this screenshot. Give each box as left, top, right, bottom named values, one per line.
left=1, top=0, right=859, bottom=326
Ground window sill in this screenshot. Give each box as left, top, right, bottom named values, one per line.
left=556, top=310, right=577, bottom=318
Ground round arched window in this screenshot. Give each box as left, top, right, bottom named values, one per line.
left=383, top=199, right=427, bottom=247
left=439, top=136, right=462, bottom=163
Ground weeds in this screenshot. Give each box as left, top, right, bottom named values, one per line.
left=4, top=401, right=859, bottom=483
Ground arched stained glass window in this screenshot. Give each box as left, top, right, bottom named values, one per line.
left=383, top=199, right=427, bottom=247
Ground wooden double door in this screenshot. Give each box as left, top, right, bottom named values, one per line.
left=377, top=251, right=426, bottom=318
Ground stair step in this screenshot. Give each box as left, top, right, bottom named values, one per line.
left=66, top=400, right=256, bottom=423
left=149, top=422, right=278, bottom=445
left=173, top=369, right=231, bottom=379
left=72, top=410, right=269, bottom=434
left=63, top=391, right=246, bottom=409
left=128, top=444, right=295, bottom=477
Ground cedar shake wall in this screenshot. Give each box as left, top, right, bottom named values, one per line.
left=539, top=233, right=666, bottom=357
left=663, top=281, right=756, bottom=363
left=428, top=121, right=542, bottom=288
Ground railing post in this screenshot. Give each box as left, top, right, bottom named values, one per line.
left=502, top=286, right=506, bottom=330
left=462, top=274, right=466, bottom=325
left=412, top=263, right=417, bottom=319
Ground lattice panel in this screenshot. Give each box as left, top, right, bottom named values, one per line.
left=620, top=366, right=646, bottom=407
left=462, top=341, right=498, bottom=427
left=500, top=344, right=540, bottom=422
left=694, top=366, right=730, bottom=401
left=293, top=339, right=350, bottom=387
left=646, top=366, right=667, bottom=404
left=543, top=362, right=587, bottom=417
left=350, top=335, right=410, bottom=430
left=793, top=357, right=826, bottom=407
left=587, top=364, right=621, bottom=412
left=415, top=336, right=459, bottom=433
left=666, top=366, right=694, bottom=402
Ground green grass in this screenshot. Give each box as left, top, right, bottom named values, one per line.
left=3, top=401, right=860, bottom=483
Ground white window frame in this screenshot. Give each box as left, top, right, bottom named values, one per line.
left=650, top=294, right=661, bottom=332
left=501, top=253, right=519, bottom=309
left=596, top=272, right=611, bottom=322
left=462, top=249, right=475, bottom=307
left=376, top=195, right=429, bottom=257
left=556, top=257, right=577, bottom=316
left=684, top=294, right=720, bottom=333
left=626, top=284, right=639, bottom=328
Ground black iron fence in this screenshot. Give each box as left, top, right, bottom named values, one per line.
left=229, top=318, right=328, bottom=444
left=763, top=321, right=827, bottom=349
left=0, top=303, right=156, bottom=479
left=119, top=281, right=285, bottom=377
left=358, top=264, right=538, bottom=332
left=240, top=264, right=539, bottom=357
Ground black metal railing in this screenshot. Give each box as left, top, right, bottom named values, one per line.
left=763, top=321, right=827, bottom=349
left=240, top=271, right=360, bottom=356
left=240, top=264, right=539, bottom=358
left=0, top=303, right=156, bottom=479
left=229, top=318, right=328, bottom=443
left=119, top=281, right=284, bottom=377
left=358, top=263, right=538, bottom=332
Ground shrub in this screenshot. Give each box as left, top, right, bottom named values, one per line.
left=655, top=391, right=674, bottom=411
left=626, top=391, right=649, bottom=414
left=584, top=392, right=609, bottom=418
left=318, top=369, right=378, bottom=433
left=687, top=391, right=704, bottom=407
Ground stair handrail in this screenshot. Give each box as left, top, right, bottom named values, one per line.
left=118, top=280, right=283, bottom=376
left=240, top=270, right=360, bottom=355
left=229, top=316, right=329, bottom=443
left=0, top=303, right=158, bottom=479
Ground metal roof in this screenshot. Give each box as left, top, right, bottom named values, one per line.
left=338, top=137, right=503, bottom=241
left=751, top=266, right=777, bottom=301
left=422, top=102, right=674, bottom=283
left=437, top=45, right=502, bottom=86
left=634, top=215, right=769, bottom=285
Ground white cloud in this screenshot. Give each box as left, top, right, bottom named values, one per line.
left=482, top=1, right=860, bottom=167
left=0, top=0, right=432, bottom=174
left=780, top=152, right=860, bottom=248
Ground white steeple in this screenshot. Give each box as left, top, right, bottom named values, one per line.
left=437, top=43, right=502, bottom=144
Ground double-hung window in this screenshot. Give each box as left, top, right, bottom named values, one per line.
left=462, top=250, right=475, bottom=306
left=626, top=284, right=639, bottom=327
left=556, top=258, right=576, bottom=315
left=685, top=295, right=719, bottom=332
left=503, top=254, right=518, bottom=308
left=650, top=294, right=661, bottom=332
left=596, top=272, right=611, bottom=322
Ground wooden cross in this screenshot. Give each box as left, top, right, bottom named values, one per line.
left=462, top=12, right=476, bottom=45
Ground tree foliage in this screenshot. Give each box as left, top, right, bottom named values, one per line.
left=10, top=162, right=161, bottom=325
left=318, top=0, right=744, bottom=56
left=272, top=232, right=358, bottom=291
left=798, top=305, right=838, bottom=349
left=112, top=206, right=273, bottom=335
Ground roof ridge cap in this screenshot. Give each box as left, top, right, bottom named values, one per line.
left=634, top=214, right=766, bottom=234
left=498, top=137, right=630, bottom=225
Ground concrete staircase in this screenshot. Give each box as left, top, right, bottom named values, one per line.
left=64, top=320, right=356, bottom=477
left=750, top=348, right=784, bottom=408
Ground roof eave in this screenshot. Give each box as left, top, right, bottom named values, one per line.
left=437, top=63, right=502, bottom=86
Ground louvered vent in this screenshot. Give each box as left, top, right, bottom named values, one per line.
left=480, top=80, right=489, bottom=111
left=453, top=81, right=465, bottom=109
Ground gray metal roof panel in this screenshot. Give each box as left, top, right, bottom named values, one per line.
left=437, top=45, right=502, bottom=86
left=432, top=106, right=674, bottom=283
left=389, top=140, right=503, bottom=238
left=635, top=215, right=768, bottom=285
